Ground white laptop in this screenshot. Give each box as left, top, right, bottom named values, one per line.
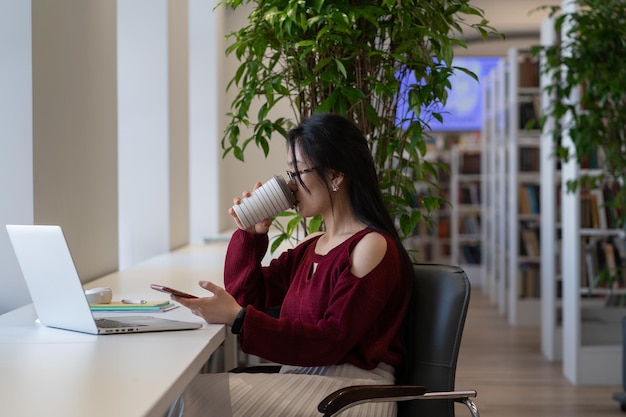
left=6, top=224, right=202, bottom=335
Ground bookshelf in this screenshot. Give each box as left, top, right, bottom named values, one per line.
left=507, top=47, right=542, bottom=327
left=561, top=163, right=626, bottom=385
left=407, top=150, right=450, bottom=263
left=541, top=12, right=625, bottom=385
left=451, top=143, right=484, bottom=287
left=407, top=132, right=483, bottom=266
left=560, top=146, right=626, bottom=386
left=481, top=59, right=508, bottom=313
left=406, top=143, right=452, bottom=264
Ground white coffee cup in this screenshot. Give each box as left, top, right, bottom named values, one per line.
left=85, top=287, right=113, bottom=304
left=232, top=175, right=296, bottom=229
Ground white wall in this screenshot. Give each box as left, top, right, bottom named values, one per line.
left=0, top=0, right=34, bottom=313
left=218, top=4, right=297, bottom=232
left=31, top=0, right=119, bottom=282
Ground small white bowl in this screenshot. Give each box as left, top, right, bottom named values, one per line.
left=85, top=287, right=113, bottom=304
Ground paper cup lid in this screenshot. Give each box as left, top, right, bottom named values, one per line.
left=273, top=175, right=296, bottom=206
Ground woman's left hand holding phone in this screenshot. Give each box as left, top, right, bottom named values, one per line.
left=172, top=281, right=242, bottom=327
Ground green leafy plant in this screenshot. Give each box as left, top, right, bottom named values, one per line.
left=219, top=0, right=500, bottom=250
left=533, top=0, right=626, bottom=284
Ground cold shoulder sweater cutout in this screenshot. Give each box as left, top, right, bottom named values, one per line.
left=224, top=228, right=410, bottom=370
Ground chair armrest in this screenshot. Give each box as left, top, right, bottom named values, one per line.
left=318, top=385, right=426, bottom=416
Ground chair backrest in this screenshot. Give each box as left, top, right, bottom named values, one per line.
left=397, top=263, right=471, bottom=417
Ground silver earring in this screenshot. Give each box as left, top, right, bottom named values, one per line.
left=332, top=183, right=339, bottom=192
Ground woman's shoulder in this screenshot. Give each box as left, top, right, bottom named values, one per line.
left=354, top=229, right=388, bottom=250
left=350, top=229, right=391, bottom=278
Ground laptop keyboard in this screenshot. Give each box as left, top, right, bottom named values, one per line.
left=95, top=318, right=136, bottom=328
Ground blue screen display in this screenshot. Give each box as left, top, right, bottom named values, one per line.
left=396, top=56, right=502, bottom=132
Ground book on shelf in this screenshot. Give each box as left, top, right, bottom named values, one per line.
left=581, top=190, right=604, bottom=229
left=581, top=238, right=598, bottom=288
left=580, top=193, right=593, bottom=228
left=461, top=244, right=481, bottom=264
left=518, top=186, right=531, bottom=214
left=580, top=146, right=605, bottom=169
left=518, top=55, right=540, bottom=88
left=581, top=181, right=623, bottom=229
left=438, top=215, right=450, bottom=238
left=461, top=213, right=481, bottom=235
left=612, top=235, right=626, bottom=273
left=580, top=235, right=626, bottom=290
left=518, top=263, right=540, bottom=298
left=590, top=188, right=608, bottom=229
left=441, top=243, right=451, bottom=257
left=601, top=235, right=626, bottom=308
left=519, top=147, right=540, bottom=172
left=603, top=241, right=618, bottom=278
left=459, top=183, right=481, bottom=204
left=608, top=236, right=626, bottom=288
left=519, top=222, right=540, bottom=257
left=460, top=152, right=481, bottom=174
left=603, top=182, right=624, bottom=227
left=518, top=96, right=539, bottom=130
left=518, top=184, right=540, bottom=215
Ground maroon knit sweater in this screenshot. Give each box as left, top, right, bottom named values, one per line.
left=224, top=228, right=410, bottom=370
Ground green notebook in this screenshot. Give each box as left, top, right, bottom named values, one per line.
left=90, top=300, right=177, bottom=312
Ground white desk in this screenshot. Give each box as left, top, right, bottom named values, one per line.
left=0, top=243, right=231, bottom=417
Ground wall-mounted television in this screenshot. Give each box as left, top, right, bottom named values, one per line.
left=396, top=56, right=502, bottom=132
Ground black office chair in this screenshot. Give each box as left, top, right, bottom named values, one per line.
left=317, top=263, right=479, bottom=417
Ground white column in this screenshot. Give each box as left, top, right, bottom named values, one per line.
left=560, top=0, right=581, bottom=384
left=540, top=16, right=559, bottom=361
left=117, top=0, right=170, bottom=268
left=0, top=0, right=34, bottom=313
left=188, top=0, right=222, bottom=243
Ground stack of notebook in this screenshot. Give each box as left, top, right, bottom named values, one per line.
left=89, top=300, right=178, bottom=312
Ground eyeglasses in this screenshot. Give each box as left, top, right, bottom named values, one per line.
left=286, top=167, right=317, bottom=183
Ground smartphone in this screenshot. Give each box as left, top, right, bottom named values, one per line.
left=150, top=284, right=198, bottom=299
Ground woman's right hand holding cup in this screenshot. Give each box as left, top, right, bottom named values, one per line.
left=230, top=175, right=296, bottom=234
left=229, top=181, right=273, bottom=234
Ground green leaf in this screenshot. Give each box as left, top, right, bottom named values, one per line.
left=286, top=214, right=303, bottom=235
left=308, top=215, right=323, bottom=233
left=334, top=59, right=347, bottom=79
left=270, top=234, right=287, bottom=253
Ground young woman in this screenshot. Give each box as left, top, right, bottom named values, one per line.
left=168, top=113, right=413, bottom=417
